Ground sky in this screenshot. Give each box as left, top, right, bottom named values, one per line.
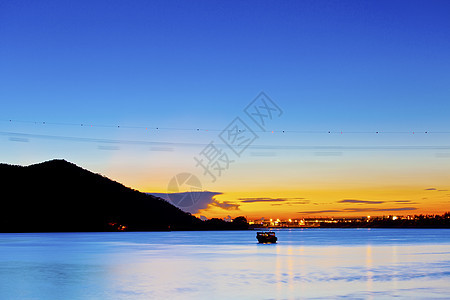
left=1, top=0, right=449, bottom=219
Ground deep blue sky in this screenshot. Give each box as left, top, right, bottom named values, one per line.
left=2, top=0, right=449, bottom=128
left=1, top=0, right=449, bottom=217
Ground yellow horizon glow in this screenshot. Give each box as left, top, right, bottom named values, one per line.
left=193, top=186, right=450, bottom=219
left=98, top=146, right=449, bottom=220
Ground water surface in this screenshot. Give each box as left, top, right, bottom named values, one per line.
left=1, top=229, right=450, bottom=299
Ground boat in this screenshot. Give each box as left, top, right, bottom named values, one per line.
left=256, top=231, right=277, bottom=243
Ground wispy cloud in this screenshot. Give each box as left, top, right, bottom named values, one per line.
left=290, top=200, right=310, bottom=205
left=339, top=199, right=418, bottom=205
left=239, top=197, right=308, bottom=204
left=298, top=207, right=417, bottom=215
left=376, top=207, right=417, bottom=212
left=239, top=198, right=287, bottom=203
left=424, top=188, right=448, bottom=192
left=338, top=199, right=385, bottom=204
left=343, top=207, right=417, bottom=212
left=210, top=200, right=240, bottom=210
left=297, top=210, right=342, bottom=214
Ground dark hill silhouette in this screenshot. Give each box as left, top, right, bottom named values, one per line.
left=0, top=159, right=204, bottom=232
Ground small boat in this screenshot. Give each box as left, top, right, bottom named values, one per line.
left=257, top=231, right=277, bottom=243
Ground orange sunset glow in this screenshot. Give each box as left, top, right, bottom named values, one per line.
left=109, top=141, right=449, bottom=220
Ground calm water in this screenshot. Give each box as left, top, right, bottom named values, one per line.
left=1, top=229, right=450, bottom=299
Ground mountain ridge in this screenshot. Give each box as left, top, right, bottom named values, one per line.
left=0, top=159, right=202, bottom=232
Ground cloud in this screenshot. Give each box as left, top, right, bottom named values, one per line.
left=373, top=207, right=417, bottom=212
left=239, top=198, right=287, bottom=203
left=297, top=210, right=342, bottom=214
left=339, top=199, right=419, bottom=205
left=338, top=199, right=385, bottom=204
left=290, top=200, right=310, bottom=205
left=238, top=197, right=308, bottom=204
left=210, top=200, right=240, bottom=210
left=424, top=188, right=448, bottom=192
left=150, top=191, right=224, bottom=214
left=342, top=207, right=417, bottom=213
left=297, top=207, right=417, bottom=215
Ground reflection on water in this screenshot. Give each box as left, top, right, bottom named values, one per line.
left=1, top=229, right=450, bottom=299
left=366, top=245, right=373, bottom=299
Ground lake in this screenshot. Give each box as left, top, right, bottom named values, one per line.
left=1, top=229, right=450, bottom=299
